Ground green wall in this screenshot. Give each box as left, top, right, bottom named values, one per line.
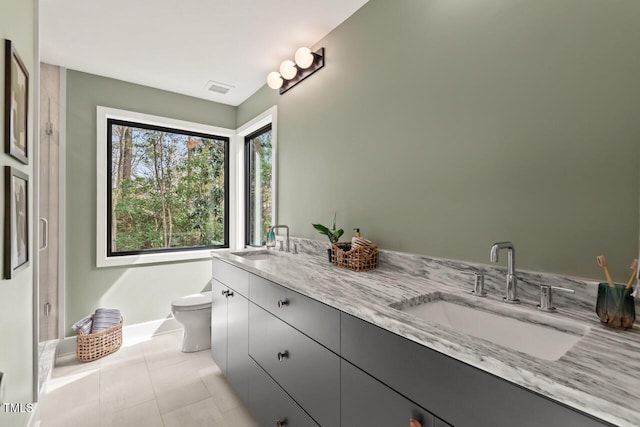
left=0, top=1, right=35, bottom=426
left=65, top=70, right=236, bottom=335
left=238, top=0, right=640, bottom=281
left=62, top=0, right=640, bottom=338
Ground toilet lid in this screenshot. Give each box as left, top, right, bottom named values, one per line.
left=171, top=291, right=212, bottom=310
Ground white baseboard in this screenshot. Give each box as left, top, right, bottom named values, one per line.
left=56, top=317, right=180, bottom=356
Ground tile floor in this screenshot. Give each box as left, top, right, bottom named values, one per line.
left=38, top=331, right=259, bottom=427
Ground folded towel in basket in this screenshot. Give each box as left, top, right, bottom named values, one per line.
left=90, top=308, right=122, bottom=334
left=351, top=237, right=376, bottom=256
left=351, top=237, right=373, bottom=249
left=72, top=315, right=94, bottom=335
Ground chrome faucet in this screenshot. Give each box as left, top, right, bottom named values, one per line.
left=269, top=225, right=290, bottom=252
left=490, top=242, right=519, bottom=304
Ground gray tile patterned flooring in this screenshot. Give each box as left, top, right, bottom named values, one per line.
left=38, top=331, right=259, bottom=427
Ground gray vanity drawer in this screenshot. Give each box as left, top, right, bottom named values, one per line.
left=212, top=258, right=249, bottom=296
left=249, top=302, right=340, bottom=427
left=248, top=359, right=319, bottom=427
left=249, top=274, right=340, bottom=353
left=342, top=359, right=437, bottom=427
left=340, top=312, right=612, bottom=427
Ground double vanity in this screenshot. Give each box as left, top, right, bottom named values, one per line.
left=210, top=240, right=640, bottom=427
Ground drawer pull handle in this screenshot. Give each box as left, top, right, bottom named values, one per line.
left=409, top=419, right=422, bottom=427
left=227, top=290, right=234, bottom=297
left=277, top=299, right=289, bottom=308
left=277, top=351, right=289, bottom=362
left=276, top=418, right=287, bottom=427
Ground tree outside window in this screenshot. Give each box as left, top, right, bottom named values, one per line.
left=108, top=119, right=228, bottom=256
left=245, top=125, right=273, bottom=246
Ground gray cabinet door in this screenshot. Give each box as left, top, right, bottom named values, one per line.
left=341, top=312, right=612, bottom=427
left=211, top=279, right=228, bottom=374
left=249, top=302, right=340, bottom=427
left=249, top=274, right=340, bottom=353
left=212, top=258, right=249, bottom=296
left=342, top=359, right=437, bottom=427
left=227, top=289, right=249, bottom=405
left=248, top=359, right=319, bottom=427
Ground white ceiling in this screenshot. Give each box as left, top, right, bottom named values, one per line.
left=40, top=0, right=369, bottom=106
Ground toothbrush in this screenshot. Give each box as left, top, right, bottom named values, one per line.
left=596, top=255, right=615, bottom=288
left=625, top=259, right=638, bottom=289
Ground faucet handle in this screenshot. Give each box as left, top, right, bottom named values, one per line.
left=461, top=272, right=487, bottom=297
left=471, top=273, right=487, bottom=297
left=278, top=240, right=284, bottom=251
left=537, top=285, right=575, bottom=312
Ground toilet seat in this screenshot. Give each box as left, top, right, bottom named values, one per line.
left=171, top=292, right=212, bottom=311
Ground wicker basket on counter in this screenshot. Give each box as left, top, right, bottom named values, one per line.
left=76, top=317, right=123, bottom=363
left=331, top=241, right=379, bottom=272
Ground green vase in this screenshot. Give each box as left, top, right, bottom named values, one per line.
left=595, top=283, right=635, bottom=330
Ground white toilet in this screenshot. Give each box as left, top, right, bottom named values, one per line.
left=171, top=291, right=212, bottom=352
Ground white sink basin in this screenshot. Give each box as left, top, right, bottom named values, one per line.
left=231, top=250, right=280, bottom=261
left=236, top=253, right=272, bottom=261
left=394, top=293, right=589, bottom=361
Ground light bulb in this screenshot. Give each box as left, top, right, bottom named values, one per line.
left=279, top=60, right=298, bottom=80
left=294, top=47, right=314, bottom=69
left=267, top=71, right=283, bottom=89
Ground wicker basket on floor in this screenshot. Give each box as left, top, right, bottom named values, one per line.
left=76, top=318, right=123, bottom=363
left=331, top=241, right=379, bottom=272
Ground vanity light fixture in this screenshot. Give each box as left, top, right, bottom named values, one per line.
left=294, top=47, right=314, bottom=69
left=266, top=47, right=325, bottom=94
left=267, top=72, right=283, bottom=90
left=279, top=60, right=297, bottom=80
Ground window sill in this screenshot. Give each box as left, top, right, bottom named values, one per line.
left=96, top=248, right=228, bottom=268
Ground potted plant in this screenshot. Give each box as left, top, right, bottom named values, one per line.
left=312, top=213, right=345, bottom=262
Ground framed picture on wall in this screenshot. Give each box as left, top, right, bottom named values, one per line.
left=4, top=166, right=29, bottom=279
left=4, top=39, right=29, bottom=165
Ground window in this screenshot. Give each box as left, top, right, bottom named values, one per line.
left=97, top=107, right=235, bottom=267
left=107, top=119, right=229, bottom=256
left=245, top=124, right=273, bottom=246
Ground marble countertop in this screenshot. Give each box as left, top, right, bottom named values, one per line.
left=212, top=241, right=640, bottom=427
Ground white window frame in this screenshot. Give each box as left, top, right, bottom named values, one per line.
left=96, top=106, right=237, bottom=267
left=236, top=106, right=278, bottom=249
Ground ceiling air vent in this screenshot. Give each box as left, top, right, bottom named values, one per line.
left=205, top=80, right=234, bottom=95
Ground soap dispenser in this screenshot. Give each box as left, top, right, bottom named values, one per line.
left=352, top=228, right=361, bottom=245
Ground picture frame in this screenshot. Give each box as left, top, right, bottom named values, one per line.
left=4, top=166, right=29, bottom=279
left=4, top=39, right=29, bottom=165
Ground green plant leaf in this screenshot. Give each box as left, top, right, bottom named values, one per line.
left=313, top=214, right=343, bottom=243
left=312, top=223, right=330, bottom=235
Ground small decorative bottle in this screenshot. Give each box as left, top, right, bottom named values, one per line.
left=266, top=230, right=276, bottom=248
